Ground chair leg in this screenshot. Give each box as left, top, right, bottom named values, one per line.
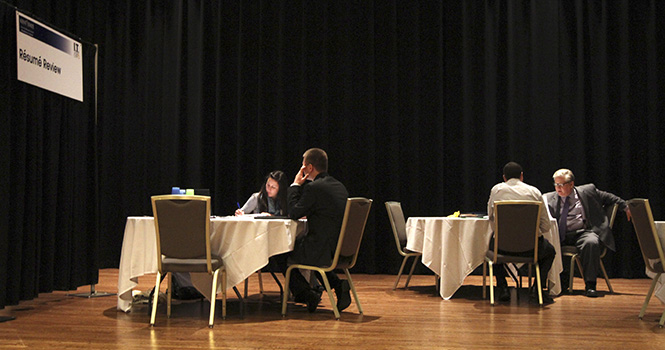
left=344, top=269, right=363, bottom=314
left=505, top=265, right=520, bottom=302
left=482, top=260, right=487, bottom=299
left=535, top=263, right=543, bottom=306
left=258, top=270, right=264, bottom=294
left=639, top=273, right=660, bottom=320
left=269, top=271, right=284, bottom=300
left=232, top=286, right=243, bottom=319
left=488, top=261, right=495, bottom=305
left=149, top=272, right=162, bottom=326
left=574, top=255, right=585, bottom=280
left=209, top=269, right=219, bottom=328
left=404, top=256, right=418, bottom=289
left=222, top=271, right=228, bottom=320
left=599, top=259, right=614, bottom=293
left=316, top=270, right=340, bottom=319
left=166, top=272, right=172, bottom=318
left=281, top=267, right=293, bottom=316
left=244, top=270, right=265, bottom=298
left=568, top=255, right=576, bottom=293
left=393, top=256, right=409, bottom=290
left=505, top=264, right=520, bottom=289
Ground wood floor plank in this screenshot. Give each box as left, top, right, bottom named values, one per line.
left=0, top=269, right=664, bottom=349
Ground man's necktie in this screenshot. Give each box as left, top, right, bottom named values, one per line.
left=559, top=197, right=569, bottom=243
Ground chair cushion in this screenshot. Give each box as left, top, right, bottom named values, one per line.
left=162, top=255, right=223, bottom=273
left=486, top=250, right=534, bottom=264
left=335, top=255, right=355, bottom=269
left=561, top=245, right=579, bottom=255
left=403, top=248, right=420, bottom=255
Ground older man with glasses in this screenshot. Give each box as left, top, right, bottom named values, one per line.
left=544, top=169, right=631, bottom=297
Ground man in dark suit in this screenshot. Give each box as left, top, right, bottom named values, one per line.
left=544, top=168, right=631, bottom=297
left=285, top=148, right=351, bottom=312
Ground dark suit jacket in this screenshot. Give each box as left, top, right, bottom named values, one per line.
left=287, top=172, right=349, bottom=267
left=544, top=183, right=627, bottom=251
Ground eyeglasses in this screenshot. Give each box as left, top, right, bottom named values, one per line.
left=553, top=182, right=571, bottom=187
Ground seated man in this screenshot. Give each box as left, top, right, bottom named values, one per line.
left=279, top=148, right=352, bottom=312
left=544, top=168, right=630, bottom=297
left=487, top=162, right=556, bottom=303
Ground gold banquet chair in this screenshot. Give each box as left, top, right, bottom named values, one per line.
left=561, top=203, right=618, bottom=293
left=385, top=201, right=422, bottom=290
left=282, top=197, right=373, bottom=319
left=627, top=198, right=665, bottom=327
left=150, top=195, right=227, bottom=328
left=483, top=200, right=544, bottom=306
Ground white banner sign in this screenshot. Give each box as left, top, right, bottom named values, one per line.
left=16, top=11, right=83, bottom=102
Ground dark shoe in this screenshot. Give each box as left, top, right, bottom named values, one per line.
left=294, top=289, right=321, bottom=304
left=314, top=284, right=326, bottom=294
left=305, top=291, right=321, bottom=313
left=295, top=290, right=321, bottom=313
left=498, top=286, right=510, bottom=302
left=585, top=288, right=599, bottom=298
left=335, top=280, right=352, bottom=311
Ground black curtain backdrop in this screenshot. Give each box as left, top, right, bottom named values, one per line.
left=1, top=1, right=102, bottom=308
left=2, top=0, right=665, bottom=308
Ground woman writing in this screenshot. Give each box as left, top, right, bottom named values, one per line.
left=235, top=170, right=289, bottom=216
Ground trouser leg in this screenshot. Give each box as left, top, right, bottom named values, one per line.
left=288, top=270, right=315, bottom=297
left=271, top=252, right=315, bottom=297
left=537, top=237, right=556, bottom=288
left=489, top=237, right=508, bottom=287
left=493, top=264, right=508, bottom=287
left=317, top=271, right=342, bottom=290
left=576, top=230, right=600, bottom=286
left=488, top=237, right=508, bottom=287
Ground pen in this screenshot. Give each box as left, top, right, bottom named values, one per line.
left=237, top=202, right=241, bottom=209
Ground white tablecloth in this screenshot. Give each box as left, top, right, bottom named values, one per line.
left=117, top=216, right=305, bottom=312
left=405, top=217, right=562, bottom=299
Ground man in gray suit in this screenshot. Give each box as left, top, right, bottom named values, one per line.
left=544, top=169, right=631, bottom=297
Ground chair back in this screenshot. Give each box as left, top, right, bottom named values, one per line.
left=627, top=199, right=665, bottom=273
left=493, top=200, right=542, bottom=261
left=151, top=195, right=212, bottom=273
left=385, top=201, right=407, bottom=253
left=330, top=198, right=373, bottom=270
left=606, top=203, right=619, bottom=229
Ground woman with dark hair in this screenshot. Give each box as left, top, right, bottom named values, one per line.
left=235, top=170, right=289, bottom=216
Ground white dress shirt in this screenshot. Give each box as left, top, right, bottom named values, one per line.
left=487, top=178, right=551, bottom=236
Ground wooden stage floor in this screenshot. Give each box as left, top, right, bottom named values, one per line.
left=1, top=269, right=664, bottom=349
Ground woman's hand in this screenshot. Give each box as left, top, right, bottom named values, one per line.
left=235, top=209, right=244, bottom=216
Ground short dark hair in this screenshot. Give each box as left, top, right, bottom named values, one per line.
left=503, top=162, right=522, bottom=180
left=303, top=148, right=328, bottom=172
